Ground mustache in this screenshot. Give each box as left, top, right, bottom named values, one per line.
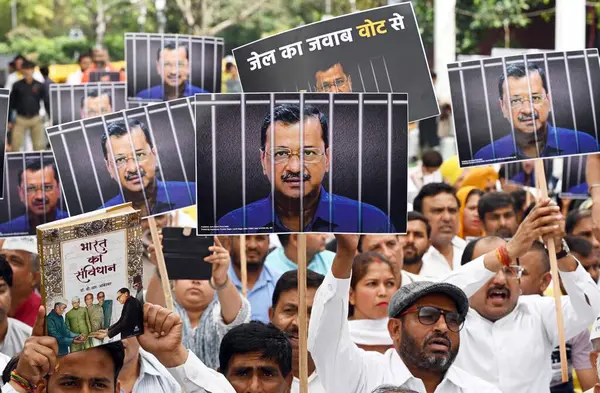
left=424, top=332, right=452, bottom=348
left=124, top=169, right=146, bottom=181
left=281, top=172, right=311, bottom=181
left=487, top=284, right=511, bottom=297
left=517, top=113, right=540, bottom=122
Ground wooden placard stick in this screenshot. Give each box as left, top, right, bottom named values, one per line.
left=535, top=159, right=568, bottom=382
left=240, top=235, right=248, bottom=297
left=296, top=234, right=309, bottom=393
left=148, top=216, right=174, bottom=311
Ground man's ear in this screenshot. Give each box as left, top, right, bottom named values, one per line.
left=285, top=372, right=294, bottom=389
left=260, top=150, right=268, bottom=177
left=116, top=380, right=121, bottom=393
left=268, top=306, right=274, bottom=322
left=387, top=318, right=402, bottom=345
left=35, top=378, right=48, bottom=393
left=499, top=97, right=510, bottom=120
left=105, top=159, right=117, bottom=181
left=540, top=272, right=552, bottom=293
left=17, top=185, right=25, bottom=205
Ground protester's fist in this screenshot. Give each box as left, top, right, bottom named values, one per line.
left=507, top=198, right=561, bottom=260
left=334, top=234, right=360, bottom=255
left=137, top=303, right=188, bottom=368
left=14, top=307, right=58, bottom=387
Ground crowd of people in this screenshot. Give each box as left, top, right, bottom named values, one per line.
left=0, top=150, right=598, bottom=393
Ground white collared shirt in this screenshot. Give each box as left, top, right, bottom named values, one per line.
left=122, top=349, right=182, bottom=393
left=167, top=349, right=235, bottom=393
left=401, top=270, right=427, bottom=285
left=444, top=256, right=600, bottom=393
left=291, top=372, right=327, bottom=393
left=307, top=271, right=502, bottom=393
left=420, top=236, right=466, bottom=279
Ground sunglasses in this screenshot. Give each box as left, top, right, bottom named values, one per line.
left=398, top=305, right=465, bottom=332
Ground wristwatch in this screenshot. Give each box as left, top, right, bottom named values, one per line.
left=556, top=238, right=570, bottom=259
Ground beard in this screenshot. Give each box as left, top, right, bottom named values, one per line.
left=399, top=324, right=458, bottom=374
left=403, top=246, right=423, bottom=265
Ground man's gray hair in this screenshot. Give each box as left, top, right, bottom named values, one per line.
left=371, top=385, right=419, bottom=393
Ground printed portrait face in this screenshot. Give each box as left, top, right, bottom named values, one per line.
left=105, top=126, right=157, bottom=193
left=18, top=165, right=61, bottom=217
left=260, top=116, right=329, bottom=201
left=157, top=46, right=189, bottom=88
left=81, top=94, right=112, bottom=119
left=314, top=63, right=352, bottom=93
left=56, top=303, right=67, bottom=315
left=500, top=70, right=551, bottom=135
left=85, top=293, right=94, bottom=307
left=97, top=292, right=105, bottom=305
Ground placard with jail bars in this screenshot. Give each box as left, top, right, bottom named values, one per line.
left=46, top=97, right=196, bottom=219
left=502, top=159, right=554, bottom=189
left=560, top=155, right=588, bottom=199
left=233, top=3, right=436, bottom=123
left=449, top=49, right=600, bottom=167
left=0, top=89, right=8, bottom=199
left=196, top=92, right=408, bottom=235
left=0, top=151, right=68, bottom=236
left=125, top=33, right=224, bottom=103
left=50, top=83, right=127, bottom=126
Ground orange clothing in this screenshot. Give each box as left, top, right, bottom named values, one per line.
left=81, top=64, right=125, bottom=83
left=457, top=186, right=484, bottom=239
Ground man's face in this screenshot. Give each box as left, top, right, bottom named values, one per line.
left=573, top=252, right=600, bottom=284
left=361, top=235, right=403, bottom=268
left=14, top=58, right=23, bottom=70
left=390, top=294, right=460, bottom=375
left=116, top=291, right=128, bottom=304
left=80, top=56, right=92, bottom=72
left=225, top=352, right=290, bottom=393
left=21, top=68, right=33, bottom=79
left=0, top=278, right=11, bottom=323
left=84, top=294, right=93, bottom=307
left=420, top=193, right=459, bottom=247
left=230, top=235, right=270, bottom=268
left=105, top=127, right=157, bottom=193
left=399, top=220, right=431, bottom=266
left=18, top=166, right=61, bottom=217
left=500, top=71, right=550, bottom=135
left=56, top=304, right=67, bottom=316
left=0, top=249, right=35, bottom=304
left=40, top=347, right=117, bottom=393
left=72, top=300, right=80, bottom=309
left=305, top=234, right=327, bottom=258
left=93, top=49, right=109, bottom=67
left=571, top=216, right=600, bottom=254
left=521, top=161, right=534, bottom=174
left=157, top=47, right=189, bottom=88
left=269, top=288, right=317, bottom=364
left=468, top=239, right=520, bottom=322
left=82, top=95, right=112, bottom=118
left=518, top=249, right=551, bottom=296
left=314, top=63, right=352, bottom=92
left=482, top=205, right=518, bottom=238
left=261, top=118, right=329, bottom=201
left=97, top=292, right=105, bottom=305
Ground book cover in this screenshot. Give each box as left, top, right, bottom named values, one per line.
left=37, top=204, right=144, bottom=356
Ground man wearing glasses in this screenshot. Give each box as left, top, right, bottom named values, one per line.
left=446, top=199, right=600, bottom=393
left=0, top=158, right=67, bottom=235
left=101, top=119, right=195, bottom=216
left=217, top=103, right=393, bottom=233
left=96, top=288, right=143, bottom=341
left=80, top=89, right=113, bottom=119
left=308, top=234, right=501, bottom=392
left=474, top=63, right=596, bottom=161
left=314, top=62, right=353, bottom=92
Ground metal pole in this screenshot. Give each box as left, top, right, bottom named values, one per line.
left=555, top=0, right=586, bottom=50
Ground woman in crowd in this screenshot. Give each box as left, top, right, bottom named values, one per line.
left=457, top=186, right=484, bottom=240
left=347, top=252, right=399, bottom=354
left=146, top=236, right=251, bottom=370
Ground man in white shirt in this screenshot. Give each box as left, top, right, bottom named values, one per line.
left=0, top=256, right=31, bottom=358
left=478, top=192, right=519, bottom=238
left=3, top=55, right=44, bottom=90
left=445, top=199, right=600, bottom=393
left=2, top=303, right=237, bottom=393
left=307, top=234, right=502, bottom=393
left=66, top=53, right=93, bottom=85
left=269, top=269, right=326, bottom=393
left=414, top=183, right=466, bottom=277
left=398, top=212, right=434, bottom=279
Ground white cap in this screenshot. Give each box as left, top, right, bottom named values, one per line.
left=1, top=236, right=37, bottom=255
left=591, top=316, right=600, bottom=341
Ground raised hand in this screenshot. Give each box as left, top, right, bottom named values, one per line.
left=137, top=303, right=188, bottom=368
left=204, top=236, right=231, bottom=287
left=13, top=307, right=59, bottom=388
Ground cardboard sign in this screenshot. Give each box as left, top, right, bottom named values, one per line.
left=560, top=155, right=588, bottom=199
left=449, top=49, right=600, bottom=167
left=233, top=3, right=437, bottom=122
left=125, top=33, right=224, bottom=103
left=195, top=92, right=408, bottom=234
left=46, top=98, right=196, bottom=219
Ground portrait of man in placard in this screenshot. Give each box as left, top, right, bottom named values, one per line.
left=217, top=103, right=394, bottom=233
left=314, top=62, right=353, bottom=93
left=101, top=118, right=196, bottom=216
left=0, top=156, right=68, bottom=235
left=81, top=89, right=113, bottom=119
left=474, top=63, right=597, bottom=160
left=136, top=41, right=208, bottom=101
